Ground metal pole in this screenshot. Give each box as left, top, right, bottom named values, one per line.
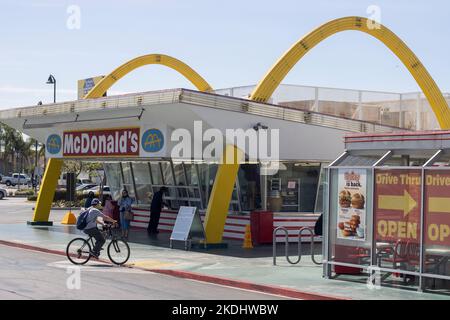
left=418, top=168, right=425, bottom=292
left=53, top=79, right=56, bottom=103
left=34, top=140, right=38, bottom=193
left=323, top=167, right=331, bottom=278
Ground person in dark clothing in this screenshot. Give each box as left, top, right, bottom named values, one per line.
left=314, top=213, right=323, bottom=236
left=147, top=187, right=169, bottom=234
left=84, top=191, right=95, bottom=209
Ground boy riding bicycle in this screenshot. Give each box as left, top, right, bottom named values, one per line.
left=83, top=198, right=117, bottom=258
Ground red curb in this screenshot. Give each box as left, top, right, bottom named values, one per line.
left=139, top=268, right=348, bottom=300
left=0, top=239, right=347, bottom=300
left=0, top=240, right=66, bottom=257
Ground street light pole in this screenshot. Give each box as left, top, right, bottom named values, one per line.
left=44, top=76, right=56, bottom=174
left=34, top=101, right=43, bottom=193
left=46, top=75, right=56, bottom=103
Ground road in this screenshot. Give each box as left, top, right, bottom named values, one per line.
left=0, top=198, right=288, bottom=300
left=0, top=196, right=66, bottom=224
left=0, top=244, right=286, bottom=300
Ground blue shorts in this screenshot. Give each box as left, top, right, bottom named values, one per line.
left=120, top=211, right=131, bottom=230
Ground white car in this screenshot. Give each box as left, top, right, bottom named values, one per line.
left=2, top=173, right=32, bottom=187
left=82, top=185, right=111, bottom=197
left=0, top=187, right=7, bottom=200
left=76, top=183, right=98, bottom=191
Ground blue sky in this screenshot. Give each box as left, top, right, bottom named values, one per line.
left=0, top=0, right=449, bottom=108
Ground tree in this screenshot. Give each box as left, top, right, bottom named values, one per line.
left=62, top=160, right=83, bottom=177
left=62, top=160, right=103, bottom=181
left=0, top=123, right=44, bottom=175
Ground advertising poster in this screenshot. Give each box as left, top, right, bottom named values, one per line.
left=374, top=169, right=421, bottom=243
left=337, top=169, right=367, bottom=241
left=424, top=170, right=450, bottom=247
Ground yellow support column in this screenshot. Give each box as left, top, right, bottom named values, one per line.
left=203, top=145, right=243, bottom=244
left=28, top=158, right=63, bottom=226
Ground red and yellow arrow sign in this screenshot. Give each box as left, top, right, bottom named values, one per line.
left=429, top=197, right=450, bottom=213
left=378, top=190, right=417, bottom=217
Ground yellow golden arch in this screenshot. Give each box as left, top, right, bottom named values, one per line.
left=46, top=137, right=61, bottom=150
left=32, top=54, right=213, bottom=224
left=33, top=17, right=450, bottom=244
left=84, top=54, right=213, bottom=98
left=144, top=133, right=162, bottom=149
left=251, top=16, right=450, bottom=128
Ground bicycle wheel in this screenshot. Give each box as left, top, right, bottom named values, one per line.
left=66, top=238, right=92, bottom=265
left=107, top=239, right=130, bottom=265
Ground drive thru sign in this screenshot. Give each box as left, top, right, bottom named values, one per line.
left=424, top=170, right=450, bottom=246
left=375, top=169, right=421, bottom=242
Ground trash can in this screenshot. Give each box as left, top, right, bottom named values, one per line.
left=250, top=211, right=274, bottom=245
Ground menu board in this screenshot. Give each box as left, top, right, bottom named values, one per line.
left=170, top=206, right=205, bottom=242
left=337, top=169, right=367, bottom=241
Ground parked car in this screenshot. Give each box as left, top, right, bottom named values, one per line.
left=58, top=173, right=93, bottom=188
left=77, top=178, right=93, bottom=185
left=2, top=173, right=32, bottom=187
left=76, top=183, right=98, bottom=192
left=82, top=185, right=111, bottom=197
left=0, top=187, right=7, bottom=200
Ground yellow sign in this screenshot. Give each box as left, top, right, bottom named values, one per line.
left=77, top=76, right=105, bottom=99
left=428, top=197, right=450, bottom=214
left=378, top=190, right=417, bottom=217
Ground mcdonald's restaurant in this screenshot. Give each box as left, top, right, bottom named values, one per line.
left=0, top=79, right=404, bottom=249
left=1, top=76, right=449, bottom=294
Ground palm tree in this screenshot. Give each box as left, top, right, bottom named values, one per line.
left=0, top=124, right=40, bottom=174
left=1, top=125, right=22, bottom=173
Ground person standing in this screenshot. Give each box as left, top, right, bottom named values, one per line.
left=118, top=189, right=135, bottom=239
left=147, top=187, right=168, bottom=234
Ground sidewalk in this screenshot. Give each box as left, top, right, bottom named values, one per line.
left=0, top=222, right=448, bottom=300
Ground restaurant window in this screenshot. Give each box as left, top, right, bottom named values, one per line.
left=120, top=162, right=136, bottom=199
left=104, top=162, right=122, bottom=200
left=131, top=162, right=152, bottom=205
left=150, top=162, right=163, bottom=185
left=266, top=162, right=321, bottom=212
left=239, top=164, right=261, bottom=211
left=173, top=162, right=188, bottom=207
left=160, top=161, right=174, bottom=185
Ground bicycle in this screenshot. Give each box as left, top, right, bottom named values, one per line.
left=66, top=223, right=130, bottom=265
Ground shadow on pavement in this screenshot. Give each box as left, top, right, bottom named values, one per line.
left=37, top=224, right=322, bottom=259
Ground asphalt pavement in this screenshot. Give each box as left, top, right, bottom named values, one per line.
left=0, top=244, right=286, bottom=300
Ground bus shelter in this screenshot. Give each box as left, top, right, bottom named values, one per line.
left=323, top=130, right=450, bottom=292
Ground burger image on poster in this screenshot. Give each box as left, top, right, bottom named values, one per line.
left=140, top=125, right=169, bottom=157
left=338, top=190, right=351, bottom=208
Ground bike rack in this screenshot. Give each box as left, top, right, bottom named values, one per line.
left=272, top=226, right=322, bottom=266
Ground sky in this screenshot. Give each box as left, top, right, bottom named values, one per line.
left=0, top=0, right=449, bottom=109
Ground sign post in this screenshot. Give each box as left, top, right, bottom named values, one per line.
left=170, top=206, right=206, bottom=250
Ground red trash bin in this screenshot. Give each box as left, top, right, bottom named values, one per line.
left=250, top=211, right=274, bottom=245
